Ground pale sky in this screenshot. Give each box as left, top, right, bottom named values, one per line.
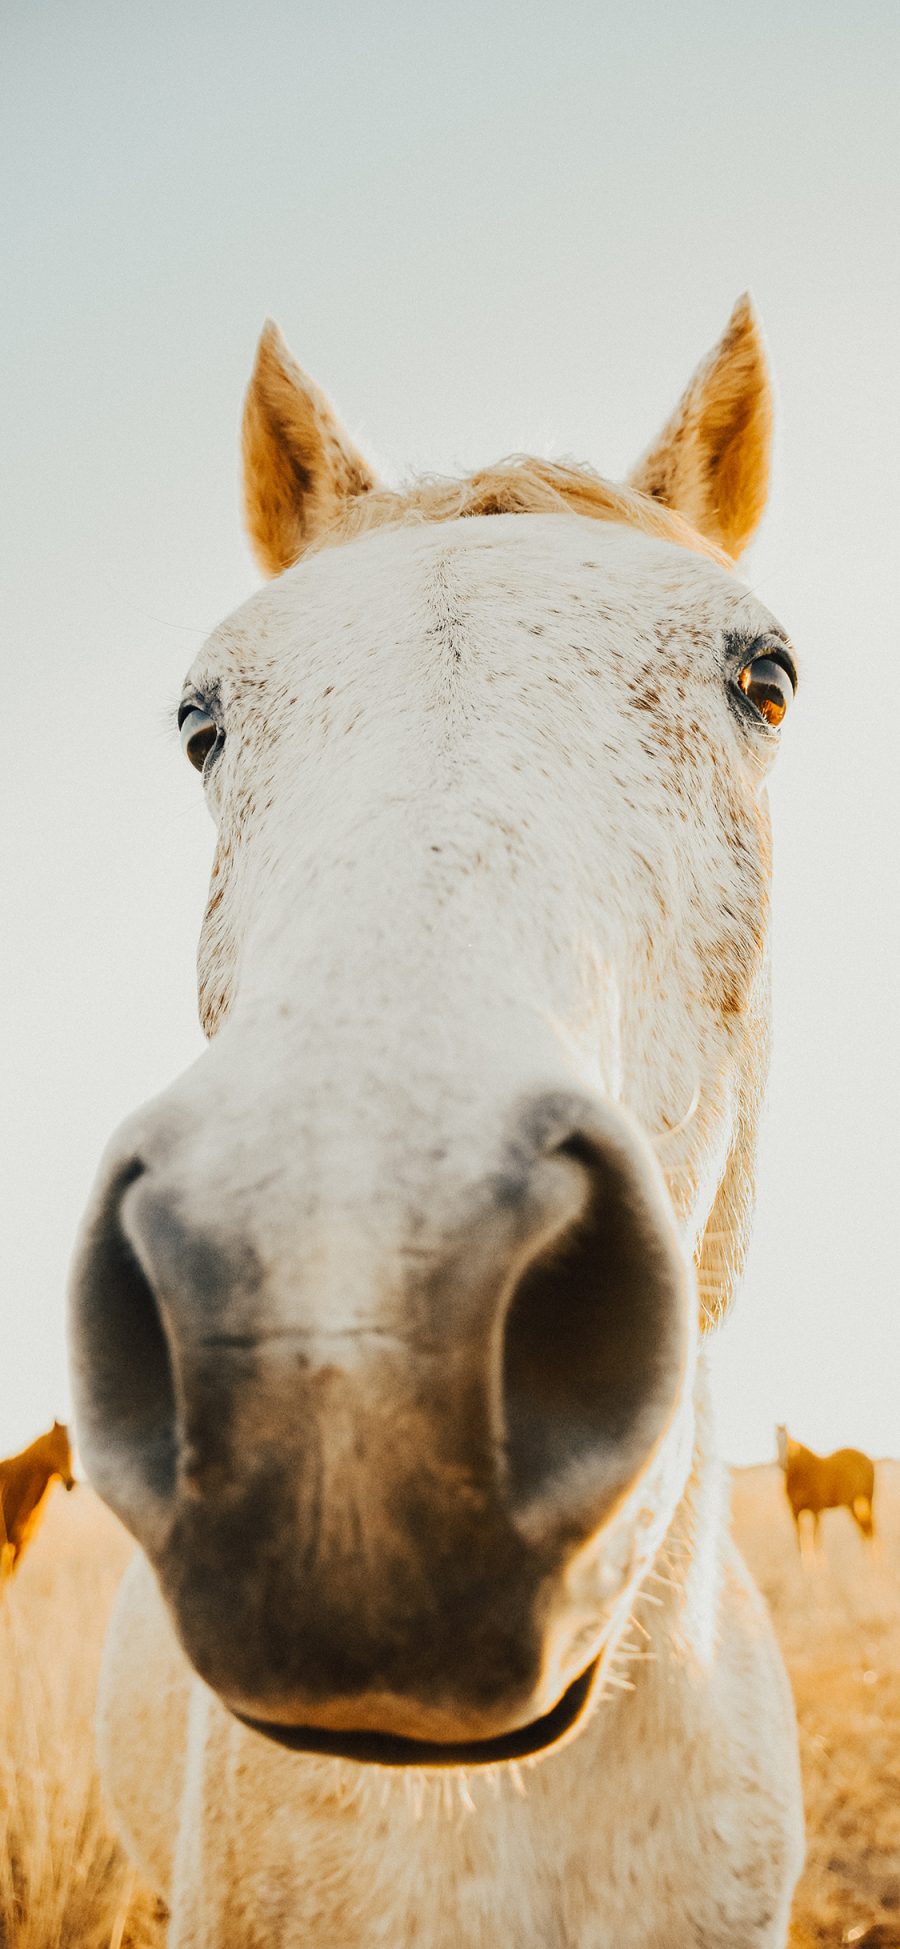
left=2, top=0, right=898, bottom=1465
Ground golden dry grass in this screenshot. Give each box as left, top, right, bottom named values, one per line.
left=0, top=1466, right=897, bottom=1946
left=0, top=1487, right=165, bottom=1949
left=734, top=1461, right=900, bottom=1949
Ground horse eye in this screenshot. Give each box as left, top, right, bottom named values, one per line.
left=737, top=652, right=795, bottom=729
left=179, top=706, right=219, bottom=772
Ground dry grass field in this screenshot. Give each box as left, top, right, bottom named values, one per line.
left=734, top=1461, right=900, bottom=1948
left=0, top=1464, right=897, bottom=1947
left=0, top=1490, right=164, bottom=1949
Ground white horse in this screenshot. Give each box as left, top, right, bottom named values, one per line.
left=70, top=296, right=804, bottom=1946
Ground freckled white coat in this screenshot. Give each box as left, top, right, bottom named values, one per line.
left=87, top=297, right=804, bottom=1945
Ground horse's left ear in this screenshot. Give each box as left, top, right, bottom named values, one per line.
left=628, top=294, right=773, bottom=559
left=242, top=321, right=378, bottom=576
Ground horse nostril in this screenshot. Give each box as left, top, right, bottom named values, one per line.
left=500, top=1120, right=689, bottom=1542
left=69, top=1157, right=178, bottom=1520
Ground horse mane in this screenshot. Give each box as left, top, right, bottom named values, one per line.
left=315, top=456, right=731, bottom=567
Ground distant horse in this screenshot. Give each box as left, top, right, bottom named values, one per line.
left=776, top=1424, right=875, bottom=1548
left=0, top=1420, right=75, bottom=1574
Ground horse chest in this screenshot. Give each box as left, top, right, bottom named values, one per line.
left=2, top=1462, right=45, bottom=1540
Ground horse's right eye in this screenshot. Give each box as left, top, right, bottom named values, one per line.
left=179, top=706, right=219, bottom=772
left=736, top=651, right=795, bottom=729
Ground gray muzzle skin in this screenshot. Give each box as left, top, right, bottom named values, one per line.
left=70, top=1089, right=691, bottom=1763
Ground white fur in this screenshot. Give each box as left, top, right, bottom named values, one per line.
left=94, top=512, right=803, bottom=1943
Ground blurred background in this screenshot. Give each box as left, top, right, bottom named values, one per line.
left=2, top=0, right=897, bottom=1464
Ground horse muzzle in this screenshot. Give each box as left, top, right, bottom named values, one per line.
left=69, top=1088, right=694, bottom=1761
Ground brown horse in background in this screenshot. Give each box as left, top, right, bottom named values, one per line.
left=0, top=1420, right=75, bottom=1575
left=776, top=1424, right=875, bottom=1550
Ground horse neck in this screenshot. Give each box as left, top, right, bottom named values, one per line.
left=787, top=1438, right=813, bottom=1465
left=19, top=1431, right=58, bottom=1479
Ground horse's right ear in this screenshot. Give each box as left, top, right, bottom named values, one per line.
left=242, top=321, right=378, bottom=577
left=628, top=294, right=773, bottom=559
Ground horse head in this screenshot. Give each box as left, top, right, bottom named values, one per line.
left=49, top=1419, right=75, bottom=1490
left=70, top=298, right=796, bottom=1766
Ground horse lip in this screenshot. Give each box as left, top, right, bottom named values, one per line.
left=231, top=1656, right=600, bottom=1769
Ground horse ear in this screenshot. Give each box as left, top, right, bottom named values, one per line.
left=242, top=320, right=378, bottom=576
left=628, top=294, right=773, bottom=559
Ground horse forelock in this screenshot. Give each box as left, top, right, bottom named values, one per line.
left=303, top=456, right=732, bottom=570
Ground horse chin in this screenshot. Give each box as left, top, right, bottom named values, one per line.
left=230, top=1656, right=601, bottom=1770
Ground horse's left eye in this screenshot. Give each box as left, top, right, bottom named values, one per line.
left=737, top=652, right=795, bottom=729
left=179, top=706, right=219, bottom=772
